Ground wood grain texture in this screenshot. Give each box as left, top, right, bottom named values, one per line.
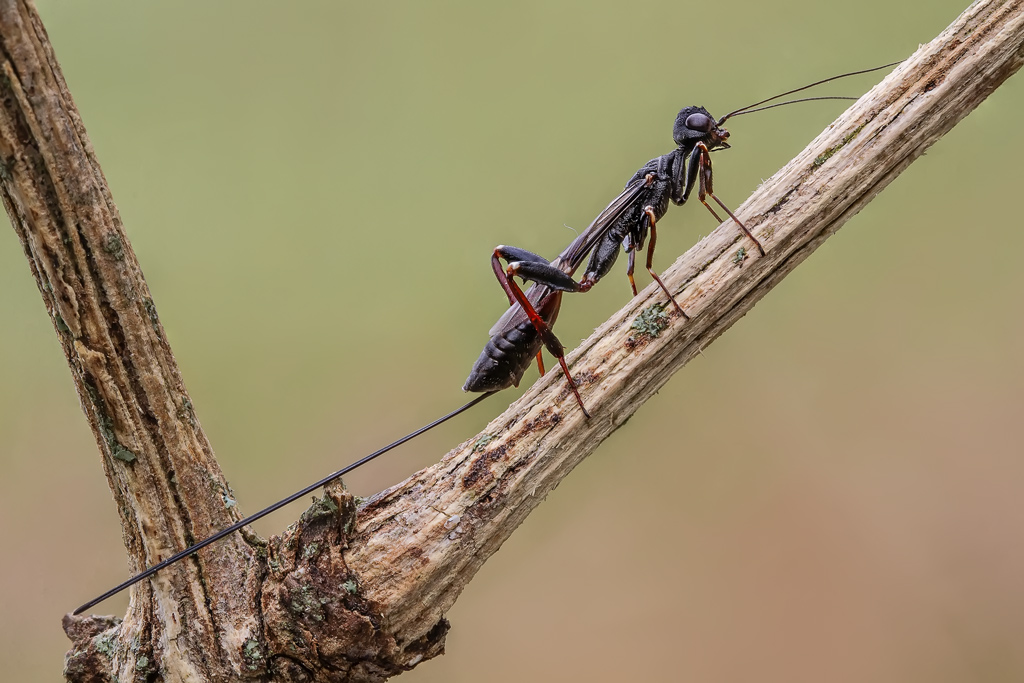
left=0, top=1, right=260, bottom=680
left=0, top=0, right=1019, bottom=680
left=342, top=0, right=1024, bottom=664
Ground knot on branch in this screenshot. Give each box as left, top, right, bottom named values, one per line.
left=61, top=614, right=129, bottom=682
left=261, top=481, right=449, bottom=682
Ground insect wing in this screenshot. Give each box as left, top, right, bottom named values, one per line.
left=489, top=178, right=648, bottom=337
left=487, top=282, right=551, bottom=336
left=552, top=178, right=649, bottom=275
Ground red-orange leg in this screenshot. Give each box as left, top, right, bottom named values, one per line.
left=494, top=255, right=590, bottom=417
left=626, top=249, right=638, bottom=296
left=696, top=146, right=766, bottom=257
left=709, top=194, right=765, bottom=256
left=643, top=207, right=688, bottom=318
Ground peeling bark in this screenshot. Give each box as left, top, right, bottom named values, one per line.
left=0, top=0, right=1020, bottom=681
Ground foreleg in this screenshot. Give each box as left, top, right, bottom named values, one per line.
left=694, top=145, right=766, bottom=256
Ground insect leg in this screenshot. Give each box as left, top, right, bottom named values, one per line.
left=695, top=146, right=766, bottom=256
left=491, top=247, right=590, bottom=417
left=492, top=246, right=552, bottom=306
left=626, top=248, right=638, bottom=296
left=643, top=207, right=689, bottom=319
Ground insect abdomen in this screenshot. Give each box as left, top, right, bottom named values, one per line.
left=463, top=320, right=541, bottom=393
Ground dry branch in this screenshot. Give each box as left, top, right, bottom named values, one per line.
left=0, top=0, right=1021, bottom=680
left=0, top=1, right=260, bottom=680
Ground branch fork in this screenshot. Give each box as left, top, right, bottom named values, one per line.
left=1, top=0, right=1021, bottom=680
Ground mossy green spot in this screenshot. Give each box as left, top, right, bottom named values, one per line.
left=813, top=146, right=838, bottom=167
left=300, top=495, right=339, bottom=524
left=472, top=435, right=495, bottom=452
left=630, top=303, right=670, bottom=339
left=813, top=123, right=865, bottom=168
left=112, top=445, right=137, bottom=463
left=180, top=396, right=197, bottom=427
left=103, top=233, right=125, bottom=260
left=87, top=383, right=140, bottom=465
left=143, top=298, right=160, bottom=336
left=842, top=123, right=865, bottom=145
left=94, top=632, right=116, bottom=657
left=243, top=639, right=263, bottom=670
left=342, top=579, right=358, bottom=595
left=289, top=584, right=326, bottom=621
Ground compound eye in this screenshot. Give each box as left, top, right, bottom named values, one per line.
left=684, top=113, right=713, bottom=132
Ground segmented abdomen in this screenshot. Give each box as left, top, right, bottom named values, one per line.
left=463, top=320, right=541, bottom=393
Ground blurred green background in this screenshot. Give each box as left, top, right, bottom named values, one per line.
left=2, top=1, right=1022, bottom=680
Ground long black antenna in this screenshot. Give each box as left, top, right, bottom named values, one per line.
left=725, top=96, right=859, bottom=118
left=73, top=391, right=496, bottom=615
left=718, top=61, right=901, bottom=124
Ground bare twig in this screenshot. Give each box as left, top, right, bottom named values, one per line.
left=1, top=0, right=1021, bottom=680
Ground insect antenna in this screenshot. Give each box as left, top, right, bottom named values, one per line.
left=73, top=391, right=496, bottom=615
left=717, top=61, right=901, bottom=124
left=725, top=95, right=859, bottom=118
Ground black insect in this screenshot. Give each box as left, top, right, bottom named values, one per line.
left=464, top=64, right=898, bottom=416
left=461, top=182, right=653, bottom=417
left=73, top=63, right=898, bottom=616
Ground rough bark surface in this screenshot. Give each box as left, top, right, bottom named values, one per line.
left=0, top=0, right=1019, bottom=681
left=0, top=1, right=261, bottom=680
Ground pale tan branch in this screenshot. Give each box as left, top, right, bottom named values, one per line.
left=340, top=0, right=1024, bottom=658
